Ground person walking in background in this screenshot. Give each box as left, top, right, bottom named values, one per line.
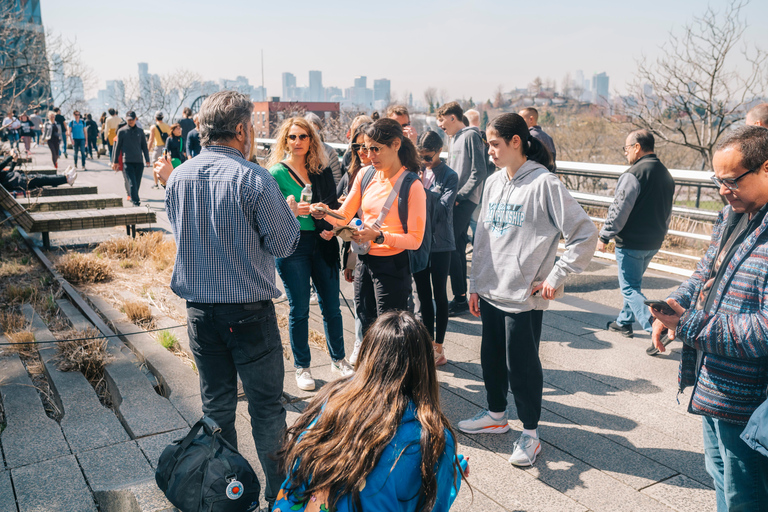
left=304, top=112, right=343, bottom=186
left=85, top=113, right=99, bottom=159
left=148, top=111, right=171, bottom=163
left=153, top=124, right=186, bottom=189
left=43, top=111, right=61, bottom=168
left=266, top=117, right=352, bottom=391
left=17, top=113, right=34, bottom=156
left=178, top=107, right=196, bottom=143
left=413, top=131, right=458, bottom=366
left=519, top=107, right=556, bottom=172
left=111, top=111, right=150, bottom=206
left=30, top=108, right=42, bottom=146
left=597, top=130, right=674, bottom=350
left=459, top=113, right=596, bottom=467
left=2, top=112, right=20, bottom=150
left=53, top=108, right=67, bottom=159
left=67, top=111, right=88, bottom=170
left=650, top=126, right=768, bottom=510
left=164, top=91, right=300, bottom=511
left=104, top=108, right=121, bottom=160
left=436, top=101, right=488, bottom=316
left=186, top=114, right=201, bottom=158
left=274, top=311, right=467, bottom=512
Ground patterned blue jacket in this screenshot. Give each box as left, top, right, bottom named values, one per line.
left=670, top=205, right=768, bottom=425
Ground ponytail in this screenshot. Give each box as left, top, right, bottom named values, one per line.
left=525, top=135, right=553, bottom=171
left=398, top=136, right=421, bottom=173
left=489, top=113, right=553, bottom=171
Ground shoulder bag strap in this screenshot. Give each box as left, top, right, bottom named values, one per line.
left=372, top=170, right=408, bottom=230
left=281, top=161, right=307, bottom=188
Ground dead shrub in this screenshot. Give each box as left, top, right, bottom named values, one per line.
left=122, top=300, right=152, bottom=325
left=55, top=328, right=112, bottom=382
left=56, top=253, right=112, bottom=283
left=5, top=330, right=35, bottom=357
left=4, top=284, right=37, bottom=304
left=0, top=309, right=26, bottom=333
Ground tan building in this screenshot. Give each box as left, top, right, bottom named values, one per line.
left=252, top=101, right=340, bottom=139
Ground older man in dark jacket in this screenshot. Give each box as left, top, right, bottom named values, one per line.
left=651, top=125, right=768, bottom=511
left=112, top=111, right=150, bottom=206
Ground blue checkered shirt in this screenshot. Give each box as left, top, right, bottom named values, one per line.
left=165, top=145, right=300, bottom=303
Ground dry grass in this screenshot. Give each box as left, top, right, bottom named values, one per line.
left=4, top=330, right=35, bottom=356
left=122, top=300, right=153, bottom=326
left=55, top=328, right=112, bottom=381
left=0, top=309, right=26, bottom=333
left=4, top=284, right=37, bottom=304
left=96, top=232, right=176, bottom=271
left=56, top=252, right=112, bottom=284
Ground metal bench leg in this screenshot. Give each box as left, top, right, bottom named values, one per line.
left=131, top=225, right=136, bottom=238
left=42, top=232, right=50, bottom=251
left=126, top=225, right=131, bottom=236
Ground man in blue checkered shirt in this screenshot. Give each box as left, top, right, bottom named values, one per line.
left=163, top=90, right=300, bottom=511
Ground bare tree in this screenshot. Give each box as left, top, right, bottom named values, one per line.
left=423, top=87, right=437, bottom=113
left=621, top=0, right=767, bottom=169
left=0, top=4, right=50, bottom=112
left=493, top=85, right=505, bottom=109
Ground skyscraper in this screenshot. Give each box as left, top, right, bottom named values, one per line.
left=373, top=79, right=391, bottom=104
left=592, top=72, right=610, bottom=104
left=309, top=70, right=323, bottom=102
left=282, top=72, right=297, bottom=101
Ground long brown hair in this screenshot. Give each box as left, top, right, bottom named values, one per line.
left=266, top=117, right=328, bottom=173
left=347, top=122, right=371, bottom=186
left=278, top=311, right=462, bottom=511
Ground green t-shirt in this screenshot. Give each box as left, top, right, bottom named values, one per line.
left=269, top=162, right=315, bottom=231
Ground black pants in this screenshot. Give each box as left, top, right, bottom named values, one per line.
left=186, top=300, right=286, bottom=503
left=413, top=251, right=451, bottom=344
left=124, top=162, right=144, bottom=205
left=449, top=200, right=477, bottom=298
left=354, top=251, right=411, bottom=336
left=27, top=175, right=67, bottom=190
left=479, top=299, right=543, bottom=430
left=86, top=137, right=98, bottom=157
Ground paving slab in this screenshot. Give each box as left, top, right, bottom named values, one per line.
left=56, top=298, right=93, bottom=331
left=77, top=440, right=173, bottom=512
left=23, top=305, right=130, bottom=453
left=0, top=470, right=17, bottom=512
left=12, top=455, right=96, bottom=511
left=136, top=428, right=190, bottom=470
left=641, top=474, right=716, bottom=512
left=0, top=351, right=70, bottom=469
left=89, top=293, right=202, bottom=427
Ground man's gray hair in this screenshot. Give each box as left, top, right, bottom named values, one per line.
left=198, top=91, right=253, bottom=146
left=716, top=125, right=768, bottom=171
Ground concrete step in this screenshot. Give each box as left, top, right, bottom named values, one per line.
left=56, top=297, right=187, bottom=439
left=88, top=294, right=202, bottom=427
left=11, top=455, right=97, bottom=511
left=0, top=470, right=16, bottom=512
left=22, top=305, right=130, bottom=453
left=37, top=182, right=98, bottom=196
left=0, top=349, right=70, bottom=469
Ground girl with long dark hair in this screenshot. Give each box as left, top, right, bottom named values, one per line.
left=458, top=113, right=596, bottom=467
left=267, top=117, right=352, bottom=392
left=313, top=118, right=427, bottom=336
left=275, top=311, right=468, bottom=512
left=414, top=131, right=458, bottom=366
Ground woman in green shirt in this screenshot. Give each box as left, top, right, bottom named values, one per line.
left=267, top=117, right=352, bottom=392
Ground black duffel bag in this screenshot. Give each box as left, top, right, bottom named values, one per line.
left=156, top=416, right=261, bottom=512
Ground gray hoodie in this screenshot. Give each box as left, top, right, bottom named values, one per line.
left=469, top=161, right=597, bottom=313
left=448, top=126, right=488, bottom=204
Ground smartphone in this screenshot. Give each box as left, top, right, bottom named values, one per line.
left=644, top=300, right=676, bottom=316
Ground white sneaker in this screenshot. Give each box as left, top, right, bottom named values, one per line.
left=331, top=358, right=354, bottom=377
left=508, top=432, right=542, bottom=467
left=457, top=410, right=510, bottom=434
left=349, top=341, right=362, bottom=366
left=295, top=368, right=315, bottom=391
left=309, top=291, right=318, bottom=305
left=64, top=166, right=77, bottom=186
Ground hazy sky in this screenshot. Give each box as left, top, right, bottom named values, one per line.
left=42, top=0, right=767, bottom=103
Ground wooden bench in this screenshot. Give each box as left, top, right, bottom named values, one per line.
left=0, top=186, right=155, bottom=250
left=20, top=168, right=58, bottom=176
left=17, top=193, right=124, bottom=212
left=35, top=183, right=98, bottom=197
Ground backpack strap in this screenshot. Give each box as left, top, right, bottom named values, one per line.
left=372, top=171, right=407, bottom=230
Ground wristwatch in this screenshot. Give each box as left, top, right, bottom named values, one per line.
left=374, top=231, right=385, bottom=244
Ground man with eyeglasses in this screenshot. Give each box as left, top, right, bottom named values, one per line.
left=596, top=129, right=674, bottom=342
left=649, top=125, right=768, bottom=510
left=386, top=104, right=418, bottom=144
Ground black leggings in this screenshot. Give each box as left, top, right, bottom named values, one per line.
left=479, top=299, right=543, bottom=430
left=413, top=251, right=451, bottom=344
left=27, top=175, right=67, bottom=190
left=354, top=251, right=412, bottom=336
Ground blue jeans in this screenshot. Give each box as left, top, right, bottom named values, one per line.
left=703, top=416, right=768, bottom=511
left=186, top=300, right=286, bottom=504
left=614, top=247, right=657, bottom=332
left=72, top=138, right=86, bottom=167
left=276, top=233, right=345, bottom=368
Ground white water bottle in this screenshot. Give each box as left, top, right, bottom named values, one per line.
left=299, top=183, right=312, bottom=218
left=350, top=218, right=370, bottom=255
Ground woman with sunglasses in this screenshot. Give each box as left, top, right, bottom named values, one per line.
left=267, top=117, right=353, bottom=392
left=312, top=118, right=427, bottom=336
left=457, top=113, right=596, bottom=468
left=414, top=131, right=458, bottom=366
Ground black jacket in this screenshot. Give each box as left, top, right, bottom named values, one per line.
left=112, top=124, right=149, bottom=164
left=186, top=129, right=201, bottom=157
left=309, top=166, right=341, bottom=269
left=424, top=161, right=459, bottom=253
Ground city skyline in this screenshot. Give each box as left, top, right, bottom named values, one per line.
left=40, top=0, right=767, bottom=106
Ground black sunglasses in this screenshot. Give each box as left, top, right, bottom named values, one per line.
left=287, top=134, right=309, bottom=141
left=351, top=143, right=365, bottom=152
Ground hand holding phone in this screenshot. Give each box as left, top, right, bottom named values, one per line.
left=644, top=300, right=676, bottom=316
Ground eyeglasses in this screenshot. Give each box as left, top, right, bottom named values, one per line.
left=351, top=143, right=365, bottom=152
left=287, top=134, right=309, bottom=141
left=401, top=123, right=411, bottom=128
left=711, top=167, right=758, bottom=191
left=362, top=145, right=383, bottom=154
left=421, top=153, right=436, bottom=162
left=622, top=143, right=637, bottom=151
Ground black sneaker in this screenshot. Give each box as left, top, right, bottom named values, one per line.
left=448, top=297, right=469, bottom=317
left=606, top=321, right=633, bottom=338
left=646, top=334, right=672, bottom=356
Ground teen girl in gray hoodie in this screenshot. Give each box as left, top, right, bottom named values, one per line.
left=457, top=113, right=597, bottom=467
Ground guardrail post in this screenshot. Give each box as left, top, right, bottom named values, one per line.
left=695, top=186, right=701, bottom=209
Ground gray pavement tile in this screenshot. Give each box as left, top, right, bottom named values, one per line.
left=23, top=305, right=130, bottom=453
left=137, top=428, right=190, bottom=469
left=450, top=487, right=511, bottom=512
left=641, top=474, right=716, bottom=512
left=0, top=470, right=17, bottom=512
left=0, top=352, right=70, bottom=469
left=12, top=455, right=97, bottom=512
